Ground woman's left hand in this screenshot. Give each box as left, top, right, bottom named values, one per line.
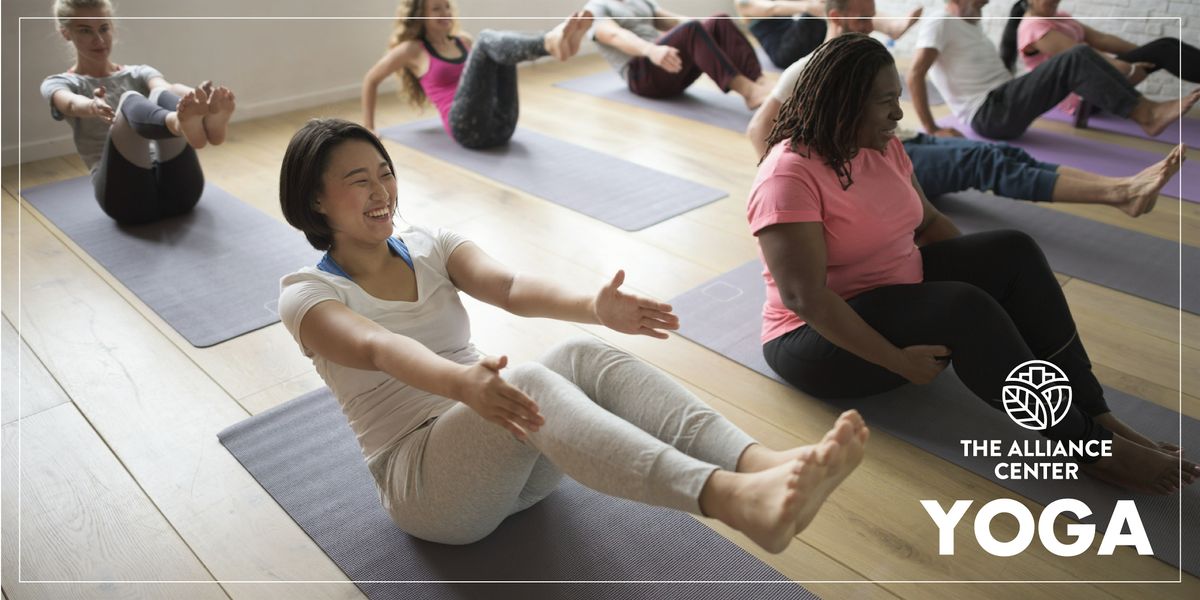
left=593, top=270, right=679, bottom=339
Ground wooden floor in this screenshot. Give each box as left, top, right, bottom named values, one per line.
left=2, top=54, right=1198, bottom=599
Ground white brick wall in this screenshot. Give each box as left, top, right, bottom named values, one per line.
left=875, top=0, right=1199, bottom=100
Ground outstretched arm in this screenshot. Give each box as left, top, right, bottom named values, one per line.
left=747, top=96, right=783, bottom=156
left=907, top=48, right=961, bottom=137
left=735, top=0, right=825, bottom=18
left=299, top=298, right=544, bottom=439
left=49, top=87, right=114, bottom=123
left=446, top=242, right=679, bottom=338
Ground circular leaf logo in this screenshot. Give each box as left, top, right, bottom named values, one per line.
left=1002, top=360, right=1072, bottom=431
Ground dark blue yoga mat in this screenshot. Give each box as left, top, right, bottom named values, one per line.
left=380, top=120, right=727, bottom=231
left=669, top=260, right=1199, bottom=577
left=20, top=176, right=321, bottom=347
left=936, top=116, right=1199, bottom=203
left=218, top=388, right=820, bottom=600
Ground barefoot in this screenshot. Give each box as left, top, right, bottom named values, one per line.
left=543, top=10, right=593, bottom=62
left=879, top=7, right=923, bottom=40
left=171, top=89, right=208, bottom=149
left=203, top=86, right=236, bottom=146
left=720, top=454, right=825, bottom=553
left=743, top=81, right=772, bottom=110
left=1093, top=412, right=1194, bottom=483
left=738, top=410, right=867, bottom=473
left=1143, top=89, right=1200, bottom=138
left=719, top=412, right=868, bottom=554
left=1082, top=434, right=1199, bottom=494
left=1115, top=144, right=1183, bottom=217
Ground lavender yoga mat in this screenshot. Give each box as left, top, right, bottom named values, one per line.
left=936, top=116, right=1198, bottom=203
left=20, top=176, right=321, bottom=347
left=380, top=120, right=726, bottom=231
left=934, top=190, right=1198, bottom=314
left=1041, top=108, right=1200, bottom=148
left=670, top=260, right=1199, bottom=577
left=554, top=71, right=753, bottom=133
left=218, top=388, right=819, bottom=600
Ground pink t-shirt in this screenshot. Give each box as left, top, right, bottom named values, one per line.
left=1018, top=12, right=1086, bottom=113
left=747, top=136, right=925, bottom=344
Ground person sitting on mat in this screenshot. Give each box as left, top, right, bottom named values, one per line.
left=1000, top=0, right=1200, bottom=120
left=362, top=1, right=592, bottom=149
left=587, top=0, right=772, bottom=109
left=41, top=0, right=235, bottom=225
left=751, top=33, right=1197, bottom=495
left=746, top=0, right=1184, bottom=218
left=733, top=0, right=921, bottom=70
left=907, top=0, right=1199, bottom=141
left=276, top=117, right=868, bottom=551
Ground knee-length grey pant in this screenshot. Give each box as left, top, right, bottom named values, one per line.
left=372, top=337, right=757, bottom=545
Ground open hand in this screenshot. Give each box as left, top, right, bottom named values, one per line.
left=594, top=270, right=679, bottom=339
left=457, top=355, right=544, bottom=440
left=89, top=86, right=115, bottom=124
left=647, top=45, right=683, bottom=73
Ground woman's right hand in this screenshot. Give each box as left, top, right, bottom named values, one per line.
left=86, top=87, right=115, bottom=124
left=456, top=355, right=544, bottom=440
left=893, top=345, right=951, bottom=384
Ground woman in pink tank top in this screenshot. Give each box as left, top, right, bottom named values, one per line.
left=754, top=33, right=1196, bottom=496
left=363, top=0, right=593, bottom=149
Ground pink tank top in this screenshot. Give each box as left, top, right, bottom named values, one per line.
left=418, top=37, right=468, bottom=134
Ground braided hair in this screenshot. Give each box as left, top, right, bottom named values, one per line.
left=761, top=33, right=896, bottom=190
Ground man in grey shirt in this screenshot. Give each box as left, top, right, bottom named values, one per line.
left=587, top=0, right=771, bottom=108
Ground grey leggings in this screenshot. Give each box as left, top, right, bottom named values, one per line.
left=448, top=29, right=548, bottom=149
left=92, top=88, right=204, bottom=225
left=373, top=337, right=757, bottom=545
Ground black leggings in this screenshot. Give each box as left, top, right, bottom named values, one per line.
left=1115, top=37, right=1200, bottom=83
left=447, top=30, right=548, bottom=149
left=763, top=230, right=1111, bottom=447
left=92, top=89, right=204, bottom=225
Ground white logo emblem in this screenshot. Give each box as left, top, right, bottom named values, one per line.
left=1002, top=360, right=1072, bottom=431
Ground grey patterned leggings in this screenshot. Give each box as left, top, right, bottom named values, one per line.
left=448, top=29, right=548, bottom=149
left=372, top=337, right=757, bottom=545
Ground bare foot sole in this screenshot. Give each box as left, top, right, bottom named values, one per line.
left=1116, top=144, right=1183, bottom=216
left=1081, top=434, right=1197, bottom=494
left=203, top=86, right=236, bottom=146
left=544, top=10, right=593, bottom=61
left=173, top=89, right=209, bottom=149
left=1143, top=90, right=1200, bottom=137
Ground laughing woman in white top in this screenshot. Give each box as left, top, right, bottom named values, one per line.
left=275, top=118, right=868, bottom=551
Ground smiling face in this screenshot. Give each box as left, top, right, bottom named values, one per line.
left=420, top=0, right=456, bottom=38
left=315, top=140, right=399, bottom=248
left=60, top=6, right=114, bottom=63
left=855, top=64, right=904, bottom=152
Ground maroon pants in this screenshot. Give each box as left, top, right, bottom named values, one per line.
left=626, top=14, right=763, bottom=98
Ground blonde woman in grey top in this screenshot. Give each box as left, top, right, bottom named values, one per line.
left=41, top=0, right=236, bottom=224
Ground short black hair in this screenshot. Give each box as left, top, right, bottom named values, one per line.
left=279, top=118, right=396, bottom=250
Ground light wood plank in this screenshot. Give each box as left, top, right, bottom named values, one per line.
left=2, top=404, right=227, bottom=599
left=1, top=316, right=70, bottom=425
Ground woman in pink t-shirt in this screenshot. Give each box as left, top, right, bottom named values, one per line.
left=1000, top=0, right=1198, bottom=93
left=750, top=33, right=1196, bottom=495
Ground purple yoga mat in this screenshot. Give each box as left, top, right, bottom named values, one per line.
left=1041, top=108, right=1200, bottom=148
left=936, top=117, right=1198, bottom=203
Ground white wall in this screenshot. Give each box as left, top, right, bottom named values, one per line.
left=5, top=0, right=1196, bottom=165
left=3, top=0, right=730, bottom=165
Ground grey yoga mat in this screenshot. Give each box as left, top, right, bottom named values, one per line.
left=554, top=71, right=754, bottom=133
left=670, top=260, right=1199, bottom=576
left=1040, top=108, right=1200, bottom=148
left=379, top=120, right=726, bottom=231
left=934, top=189, right=1198, bottom=314
left=936, top=116, right=1199, bottom=203
left=218, top=389, right=819, bottom=600
left=20, top=176, right=321, bottom=348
